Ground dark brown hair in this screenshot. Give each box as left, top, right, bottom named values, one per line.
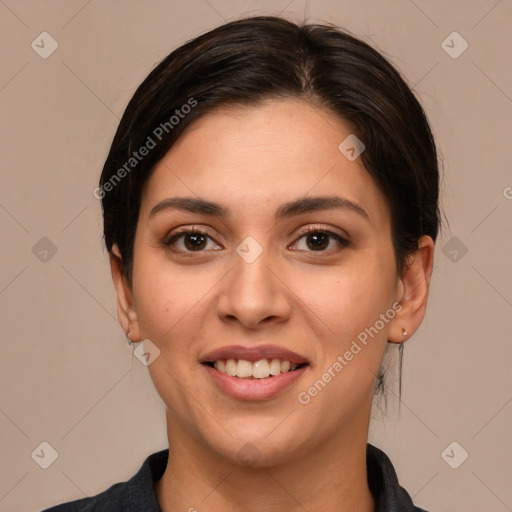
left=98, top=15, right=442, bottom=398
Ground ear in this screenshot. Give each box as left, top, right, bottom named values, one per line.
left=110, top=244, right=141, bottom=342
left=388, top=235, right=435, bottom=344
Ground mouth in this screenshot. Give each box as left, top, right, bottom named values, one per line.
left=202, top=358, right=308, bottom=379
left=199, top=344, right=309, bottom=400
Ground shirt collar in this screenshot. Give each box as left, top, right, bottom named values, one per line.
left=366, top=444, right=426, bottom=511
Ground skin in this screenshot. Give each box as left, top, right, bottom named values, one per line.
left=110, top=99, right=434, bottom=512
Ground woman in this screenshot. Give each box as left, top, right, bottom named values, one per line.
left=44, top=15, right=439, bottom=512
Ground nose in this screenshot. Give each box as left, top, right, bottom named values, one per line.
left=216, top=247, right=292, bottom=330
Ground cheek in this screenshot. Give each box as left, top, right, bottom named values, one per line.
left=313, top=256, right=396, bottom=341
left=296, top=267, right=394, bottom=419
left=300, top=251, right=397, bottom=410
left=133, top=262, right=215, bottom=424
left=132, top=254, right=214, bottom=342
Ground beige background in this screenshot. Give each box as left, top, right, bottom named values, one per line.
left=1, top=1, right=511, bottom=511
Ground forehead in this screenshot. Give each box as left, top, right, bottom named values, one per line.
left=140, top=99, right=390, bottom=229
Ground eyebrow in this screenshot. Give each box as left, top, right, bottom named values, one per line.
left=148, top=195, right=370, bottom=222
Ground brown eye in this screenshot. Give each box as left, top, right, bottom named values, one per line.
left=182, top=232, right=208, bottom=251
left=164, top=229, right=221, bottom=253
left=292, top=228, right=350, bottom=252
left=304, top=231, right=329, bottom=251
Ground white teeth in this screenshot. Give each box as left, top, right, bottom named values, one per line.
left=225, top=358, right=237, bottom=376
left=236, top=360, right=253, bottom=378
left=211, top=358, right=303, bottom=379
left=269, top=358, right=281, bottom=375
left=214, top=359, right=226, bottom=373
left=252, top=359, right=270, bottom=379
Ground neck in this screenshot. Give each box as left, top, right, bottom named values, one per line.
left=156, top=414, right=375, bottom=512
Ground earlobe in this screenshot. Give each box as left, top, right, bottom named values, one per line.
left=110, top=244, right=141, bottom=342
left=388, top=236, right=435, bottom=344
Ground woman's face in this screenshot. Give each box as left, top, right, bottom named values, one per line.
left=124, top=99, right=406, bottom=465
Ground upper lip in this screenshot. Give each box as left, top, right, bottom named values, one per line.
left=200, top=344, right=309, bottom=365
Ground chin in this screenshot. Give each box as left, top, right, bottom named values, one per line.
left=208, top=429, right=306, bottom=469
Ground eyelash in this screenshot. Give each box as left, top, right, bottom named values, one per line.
left=163, top=225, right=350, bottom=255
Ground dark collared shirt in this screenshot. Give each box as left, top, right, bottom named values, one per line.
left=41, top=444, right=429, bottom=511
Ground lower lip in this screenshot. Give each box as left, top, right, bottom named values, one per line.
left=202, top=364, right=308, bottom=401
